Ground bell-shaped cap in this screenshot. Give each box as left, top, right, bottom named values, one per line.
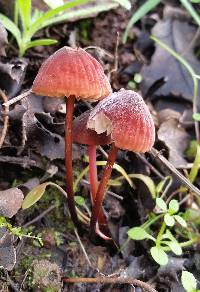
left=73, top=110, right=111, bottom=146
left=32, top=47, right=112, bottom=101
left=87, top=89, right=155, bottom=153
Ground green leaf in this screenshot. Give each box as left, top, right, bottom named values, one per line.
left=174, top=215, right=187, bottom=227
left=193, top=113, right=200, bottom=121
left=17, top=0, right=31, bottom=32
left=168, top=199, right=179, bottom=214
left=127, top=174, right=156, bottom=198
left=156, top=198, right=167, bottom=212
left=113, top=0, right=131, bottom=10
left=123, top=0, right=161, bottom=43
left=40, top=2, right=118, bottom=29
left=167, top=241, right=182, bottom=256
left=150, top=246, right=168, bottom=266
left=156, top=176, right=172, bottom=195
left=22, top=183, right=49, bottom=209
left=0, top=14, right=21, bottom=46
left=74, top=195, right=85, bottom=206
left=96, top=161, right=134, bottom=188
left=164, top=214, right=175, bottom=227
left=186, top=140, right=198, bottom=158
left=188, top=144, right=200, bottom=184
left=29, top=0, right=90, bottom=36
left=179, top=0, right=200, bottom=26
left=43, top=0, right=65, bottom=9
left=25, top=38, right=58, bottom=50
left=128, top=227, right=155, bottom=241
left=181, top=271, right=197, bottom=292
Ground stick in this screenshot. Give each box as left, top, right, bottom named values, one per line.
left=0, top=89, right=9, bottom=148
left=63, top=276, right=157, bottom=292
left=150, top=147, right=200, bottom=197
left=3, top=89, right=32, bottom=107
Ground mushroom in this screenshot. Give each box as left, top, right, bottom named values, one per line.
left=87, top=89, right=155, bottom=235
left=73, top=110, right=112, bottom=239
left=32, top=46, right=112, bottom=227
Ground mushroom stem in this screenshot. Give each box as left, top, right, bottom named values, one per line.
left=88, top=145, right=111, bottom=239
left=65, top=95, right=79, bottom=226
left=88, top=145, right=98, bottom=201
left=90, top=143, right=118, bottom=236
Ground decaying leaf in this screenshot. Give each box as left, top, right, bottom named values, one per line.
left=0, top=228, right=16, bottom=271
left=0, top=58, right=28, bottom=97
left=9, top=94, right=65, bottom=160
left=141, top=14, right=200, bottom=106
left=0, top=23, right=8, bottom=56
left=157, top=109, right=190, bottom=168
left=0, top=187, right=24, bottom=218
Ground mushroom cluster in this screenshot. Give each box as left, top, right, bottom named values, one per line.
left=32, top=46, right=112, bottom=227
left=32, top=46, right=155, bottom=238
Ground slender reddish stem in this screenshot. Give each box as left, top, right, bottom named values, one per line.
left=88, top=145, right=111, bottom=239
left=90, top=143, right=118, bottom=236
left=65, top=96, right=79, bottom=226
left=88, top=145, right=98, bottom=201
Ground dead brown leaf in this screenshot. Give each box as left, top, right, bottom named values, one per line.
left=141, top=14, right=200, bottom=105
left=0, top=187, right=24, bottom=218
left=157, top=109, right=190, bottom=168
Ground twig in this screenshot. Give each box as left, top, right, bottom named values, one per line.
left=74, top=228, right=92, bottom=268
left=23, top=205, right=56, bottom=228
left=84, top=46, right=114, bottom=59
left=137, top=154, right=164, bottom=179
left=63, top=276, right=157, bottom=292
left=3, top=89, right=32, bottom=107
left=0, top=155, right=38, bottom=167
left=6, top=272, right=20, bottom=292
left=110, top=31, right=120, bottom=78
left=0, top=89, right=9, bottom=148
left=150, top=148, right=200, bottom=197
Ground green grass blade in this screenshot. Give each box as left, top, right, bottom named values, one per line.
left=189, top=145, right=200, bottom=183
left=25, top=38, right=58, bottom=50
left=122, top=0, right=161, bottom=43
left=29, top=0, right=90, bottom=36
left=0, top=14, right=21, bottom=46
left=96, top=161, right=134, bottom=188
left=35, top=2, right=118, bottom=30
left=179, top=0, right=200, bottom=26
left=17, top=0, right=31, bottom=32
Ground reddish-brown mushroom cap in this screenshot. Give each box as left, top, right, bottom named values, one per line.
left=73, top=110, right=112, bottom=146
left=32, top=46, right=112, bottom=101
left=87, top=89, right=155, bottom=153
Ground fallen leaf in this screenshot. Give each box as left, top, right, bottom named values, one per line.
left=0, top=227, right=16, bottom=271
left=157, top=109, right=190, bottom=168
left=9, top=94, right=65, bottom=160
left=0, top=187, right=24, bottom=218
left=141, top=14, right=200, bottom=105
left=0, top=58, right=28, bottom=97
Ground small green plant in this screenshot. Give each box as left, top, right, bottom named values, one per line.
left=181, top=271, right=200, bottom=292
left=0, top=0, right=131, bottom=57
left=0, top=0, right=91, bottom=56
left=0, top=216, right=43, bottom=245
left=123, top=0, right=200, bottom=43
left=128, top=198, right=196, bottom=266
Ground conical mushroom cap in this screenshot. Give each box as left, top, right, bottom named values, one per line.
left=32, top=47, right=112, bottom=101
left=73, top=110, right=111, bottom=146
left=87, top=89, right=155, bottom=153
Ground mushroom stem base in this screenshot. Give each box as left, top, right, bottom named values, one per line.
left=88, top=145, right=111, bottom=239
left=90, top=143, right=118, bottom=236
